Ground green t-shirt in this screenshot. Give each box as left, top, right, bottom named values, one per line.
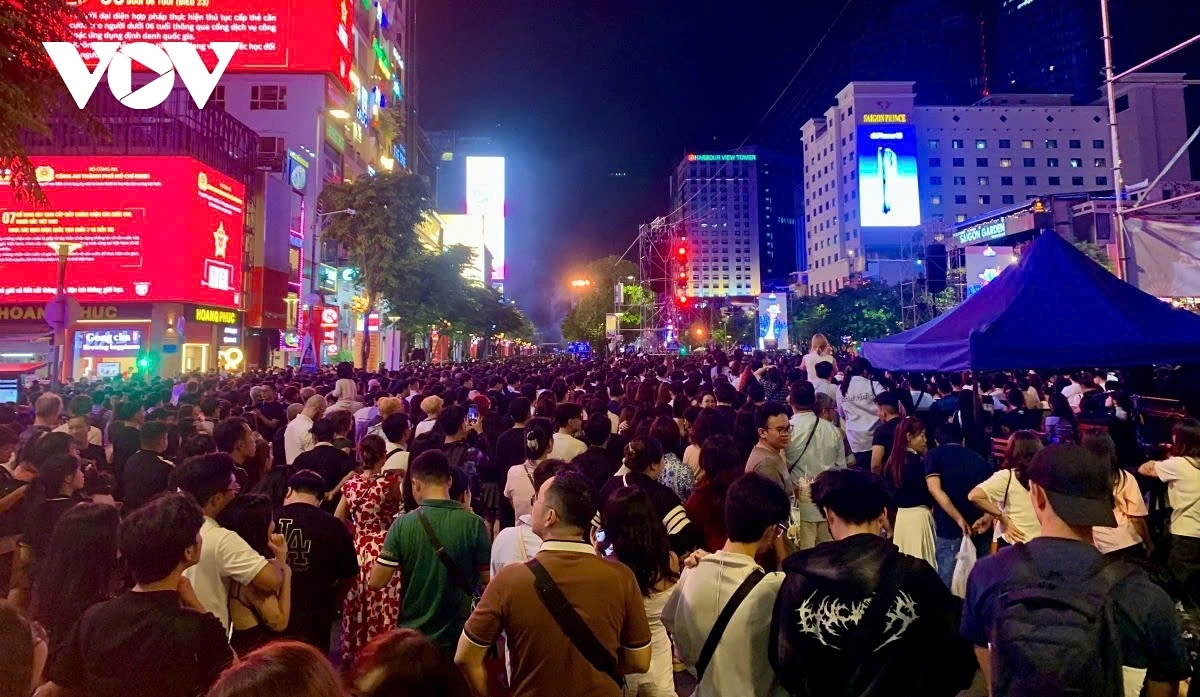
left=378, top=499, right=491, bottom=653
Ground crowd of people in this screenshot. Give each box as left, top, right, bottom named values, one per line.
left=0, top=339, right=1197, bottom=697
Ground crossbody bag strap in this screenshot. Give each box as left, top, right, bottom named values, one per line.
left=844, top=554, right=902, bottom=694
left=416, top=509, right=474, bottom=596
left=789, top=417, right=821, bottom=475
left=526, top=558, right=624, bottom=688
left=695, top=568, right=766, bottom=681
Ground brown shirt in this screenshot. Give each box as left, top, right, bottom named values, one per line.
left=463, top=540, right=652, bottom=697
left=746, top=444, right=789, bottom=492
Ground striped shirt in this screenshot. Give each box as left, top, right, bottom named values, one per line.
left=596, top=471, right=699, bottom=555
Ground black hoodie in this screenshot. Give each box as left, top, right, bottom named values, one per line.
left=769, top=533, right=974, bottom=697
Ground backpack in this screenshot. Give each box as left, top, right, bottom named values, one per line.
left=990, top=545, right=1137, bottom=697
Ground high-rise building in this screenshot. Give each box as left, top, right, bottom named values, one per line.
left=800, top=78, right=1193, bottom=295
left=669, top=148, right=802, bottom=298
left=428, top=132, right=507, bottom=288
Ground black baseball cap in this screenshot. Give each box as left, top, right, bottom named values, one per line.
left=287, top=468, right=328, bottom=495
left=1026, top=444, right=1116, bottom=527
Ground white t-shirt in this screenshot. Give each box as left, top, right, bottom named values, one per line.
left=1154, top=456, right=1200, bottom=538
left=504, top=462, right=538, bottom=521
left=413, top=418, right=437, bottom=439
left=490, top=515, right=542, bottom=577
left=1093, top=472, right=1148, bottom=553
left=548, top=432, right=587, bottom=462
left=183, top=516, right=270, bottom=631
left=382, top=441, right=409, bottom=473
left=835, top=376, right=885, bottom=453
left=975, top=469, right=1042, bottom=544
left=662, top=550, right=787, bottom=697
left=52, top=423, right=103, bottom=446
left=283, top=413, right=314, bottom=465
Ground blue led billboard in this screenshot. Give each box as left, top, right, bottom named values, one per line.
left=857, top=125, right=921, bottom=227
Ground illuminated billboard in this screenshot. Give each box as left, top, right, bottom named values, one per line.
left=66, top=0, right=354, bottom=91
left=0, top=156, right=245, bottom=308
left=757, top=293, right=790, bottom=350
left=857, top=124, right=921, bottom=227
left=441, top=214, right=487, bottom=285
left=465, top=157, right=505, bottom=282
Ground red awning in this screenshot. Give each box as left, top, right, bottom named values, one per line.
left=0, top=362, right=47, bottom=374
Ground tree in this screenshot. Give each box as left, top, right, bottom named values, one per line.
left=789, top=283, right=902, bottom=349
left=317, top=172, right=432, bottom=367
left=560, top=255, right=639, bottom=346
left=1073, top=241, right=1115, bottom=273
left=0, top=0, right=83, bottom=201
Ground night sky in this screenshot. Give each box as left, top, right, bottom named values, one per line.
left=418, top=1, right=843, bottom=334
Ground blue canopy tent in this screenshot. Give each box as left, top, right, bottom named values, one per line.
left=861, top=232, right=1200, bottom=371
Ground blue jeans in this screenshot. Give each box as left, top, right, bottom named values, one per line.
left=934, top=534, right=992, bottom=588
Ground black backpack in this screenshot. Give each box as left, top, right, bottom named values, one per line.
left=991, top=544, right=1137, bottom=697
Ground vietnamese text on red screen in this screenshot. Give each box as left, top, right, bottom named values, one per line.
left=67, top=0, right=354, bottom=91
left=0, top=156, right=245, bottom=308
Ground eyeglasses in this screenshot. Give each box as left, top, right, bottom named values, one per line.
left=770, top=425, right=793, bottom=434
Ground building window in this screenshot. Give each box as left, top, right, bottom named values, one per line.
left=1025, top=176, right=1037, bottom=185
left=1000, top=158, right=1012, bottom=168
left=976, top=139, right=987, bottom=149
left=1093, top=139, right=1105, bottom=148
left=1023, top=158, right=1036, bottom=167
left=1047, top=158, right=1059, bottom=167
left=978, top=176, right=990, bottom=186
left=929, top=139, right=940, bottom=149
left=979, top=195, right=991, bottom=205
left=1021, top=139, right=1033, bottom=149
left=1072, top=176, right=1084, bottom=186
left=1045, top=139, right=1058, bottom=149
left=1002, top=194, right=1015, bottom=204
left=954, top=194, right=967, bottom=204
left=1094, top=158, right=1107, bottom=167
left=929, top=176, right=942, bottom=185
left=1048, top=176, right=1061, bottom=185
left=929, top=157, right=942, bottom=167
left=1097, top=176, right=1109, bottom=185
left=975, top=158, right=988, bottom=167
left=952, top=158, right=965, bottom=167
left=210, top=86, right=226, bottom=110
left=999, top=139, right=1011, bottom=149
left=1070, top=158, right=1082, bottom=168
left=1001, top=176, right=1013, bottom=186
left=953, top=176, right=967, bottom=185
left=952, top=139, right=964, bottom=149
left=250, top=85, right=287, bottom=110
left=956, top=214, right=967, bottom=223
left=931, top=195, right=942, bottom=205
left=1069, top=139, right=1081, bottom=149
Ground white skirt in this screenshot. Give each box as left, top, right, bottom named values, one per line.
left=894, top=506, right=938, bottom=571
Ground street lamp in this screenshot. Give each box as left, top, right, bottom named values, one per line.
left=568, top=279, right=592, bottom=289
left=45, top=241, right=83, bottom=387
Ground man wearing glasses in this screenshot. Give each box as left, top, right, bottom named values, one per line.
left=746, top=402, right=793, bottom=493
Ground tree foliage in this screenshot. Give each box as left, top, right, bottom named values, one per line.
left=0, top=0, right=84, bottom=201
left=789, top=283, right=903, bottom=349
left=560, top=256, right=640, bottom=345
left=1073, top=241, right=1115, bottom=273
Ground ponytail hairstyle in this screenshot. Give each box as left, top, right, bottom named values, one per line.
left=882, top=417, right=924, bottom=488
left=840, top=356, right=874, bottom=397
left=31, top=453, right=81, bottom=502
left=1004, top=430, right=1044, bottom=488
left=622, top=437, right=664, bottom=474
left=524, top=418, right=554, bottom=461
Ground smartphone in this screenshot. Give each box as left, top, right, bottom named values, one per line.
left=467, top=405, right=479, bottom=424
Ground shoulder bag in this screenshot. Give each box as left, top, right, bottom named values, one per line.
left=695, top=568, right=766, bottom=681
left=416, top=508, right=477, bottom=600
left=526, top=558, right=624, bottom=688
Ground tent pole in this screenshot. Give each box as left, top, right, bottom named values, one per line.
left=1100, top=0, right=1127, bottom=281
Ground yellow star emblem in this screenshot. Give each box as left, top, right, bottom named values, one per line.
left=213, top=222, right=229, bottom=258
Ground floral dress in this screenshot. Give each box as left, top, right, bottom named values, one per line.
left=340, top=470, right=404, bottom=663
left=657, top=452, right=695, bottom=502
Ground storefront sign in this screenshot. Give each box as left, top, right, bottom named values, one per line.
left=192, top=306, right=240, bottom=325
left=0, top=303, right=149, bottom=323
left=861, top=113, right=908, bottom=123
left=317, top=264, right=338, bottom=293
left=80, top=329, right=142, bottom=353
left=222, top=326, right=242, bottom=346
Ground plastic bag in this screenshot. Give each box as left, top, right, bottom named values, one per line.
left=951, top=536, right=977, bottom=599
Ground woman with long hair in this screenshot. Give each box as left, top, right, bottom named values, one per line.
left=598, top=437, right=699, bottom=556
left=0, top=599, right=45, bottom=697
left=348, top=629, right=472, bottom=697
left=206, top=641, right=348, bottom=697
left=635, top=381, right=659, bottom=409
left=10, top=452, right=86, bottom=609
left=505, top=418, right=552, bottom=520
left=684, top=434, right=743, bottom=552
left=29, top=503, right=119, bottom=664
left=602, top=487, right=679, bottom=697
left=801, top=333, right=837, bottom=383
left=682, top=408, right=723, bottom=484
left=337, top=434, right=404, bottom=664
left=217, top=494, right=292, bottom=655
left=1140, top=418, right=1200, bottom=601
left=882, top=417, right=937, bottom=569
left=1043, top=393, right=1078, bottom=444
left=969, top=431, right=1043, bottom=547
left=836, top=357, right=885, bottom=471
left=651, top=417, right=693, bottom=502
left=1084, top=433, right=1150, bottom=558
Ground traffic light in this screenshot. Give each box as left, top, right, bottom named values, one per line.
left=678, top=345, right=689, bottom=357
left=135, top=351, right=156, bottom=373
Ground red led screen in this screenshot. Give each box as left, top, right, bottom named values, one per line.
left=67, top=0, right=354, bottom=91
left=0, top=156, right=245, bottom=308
